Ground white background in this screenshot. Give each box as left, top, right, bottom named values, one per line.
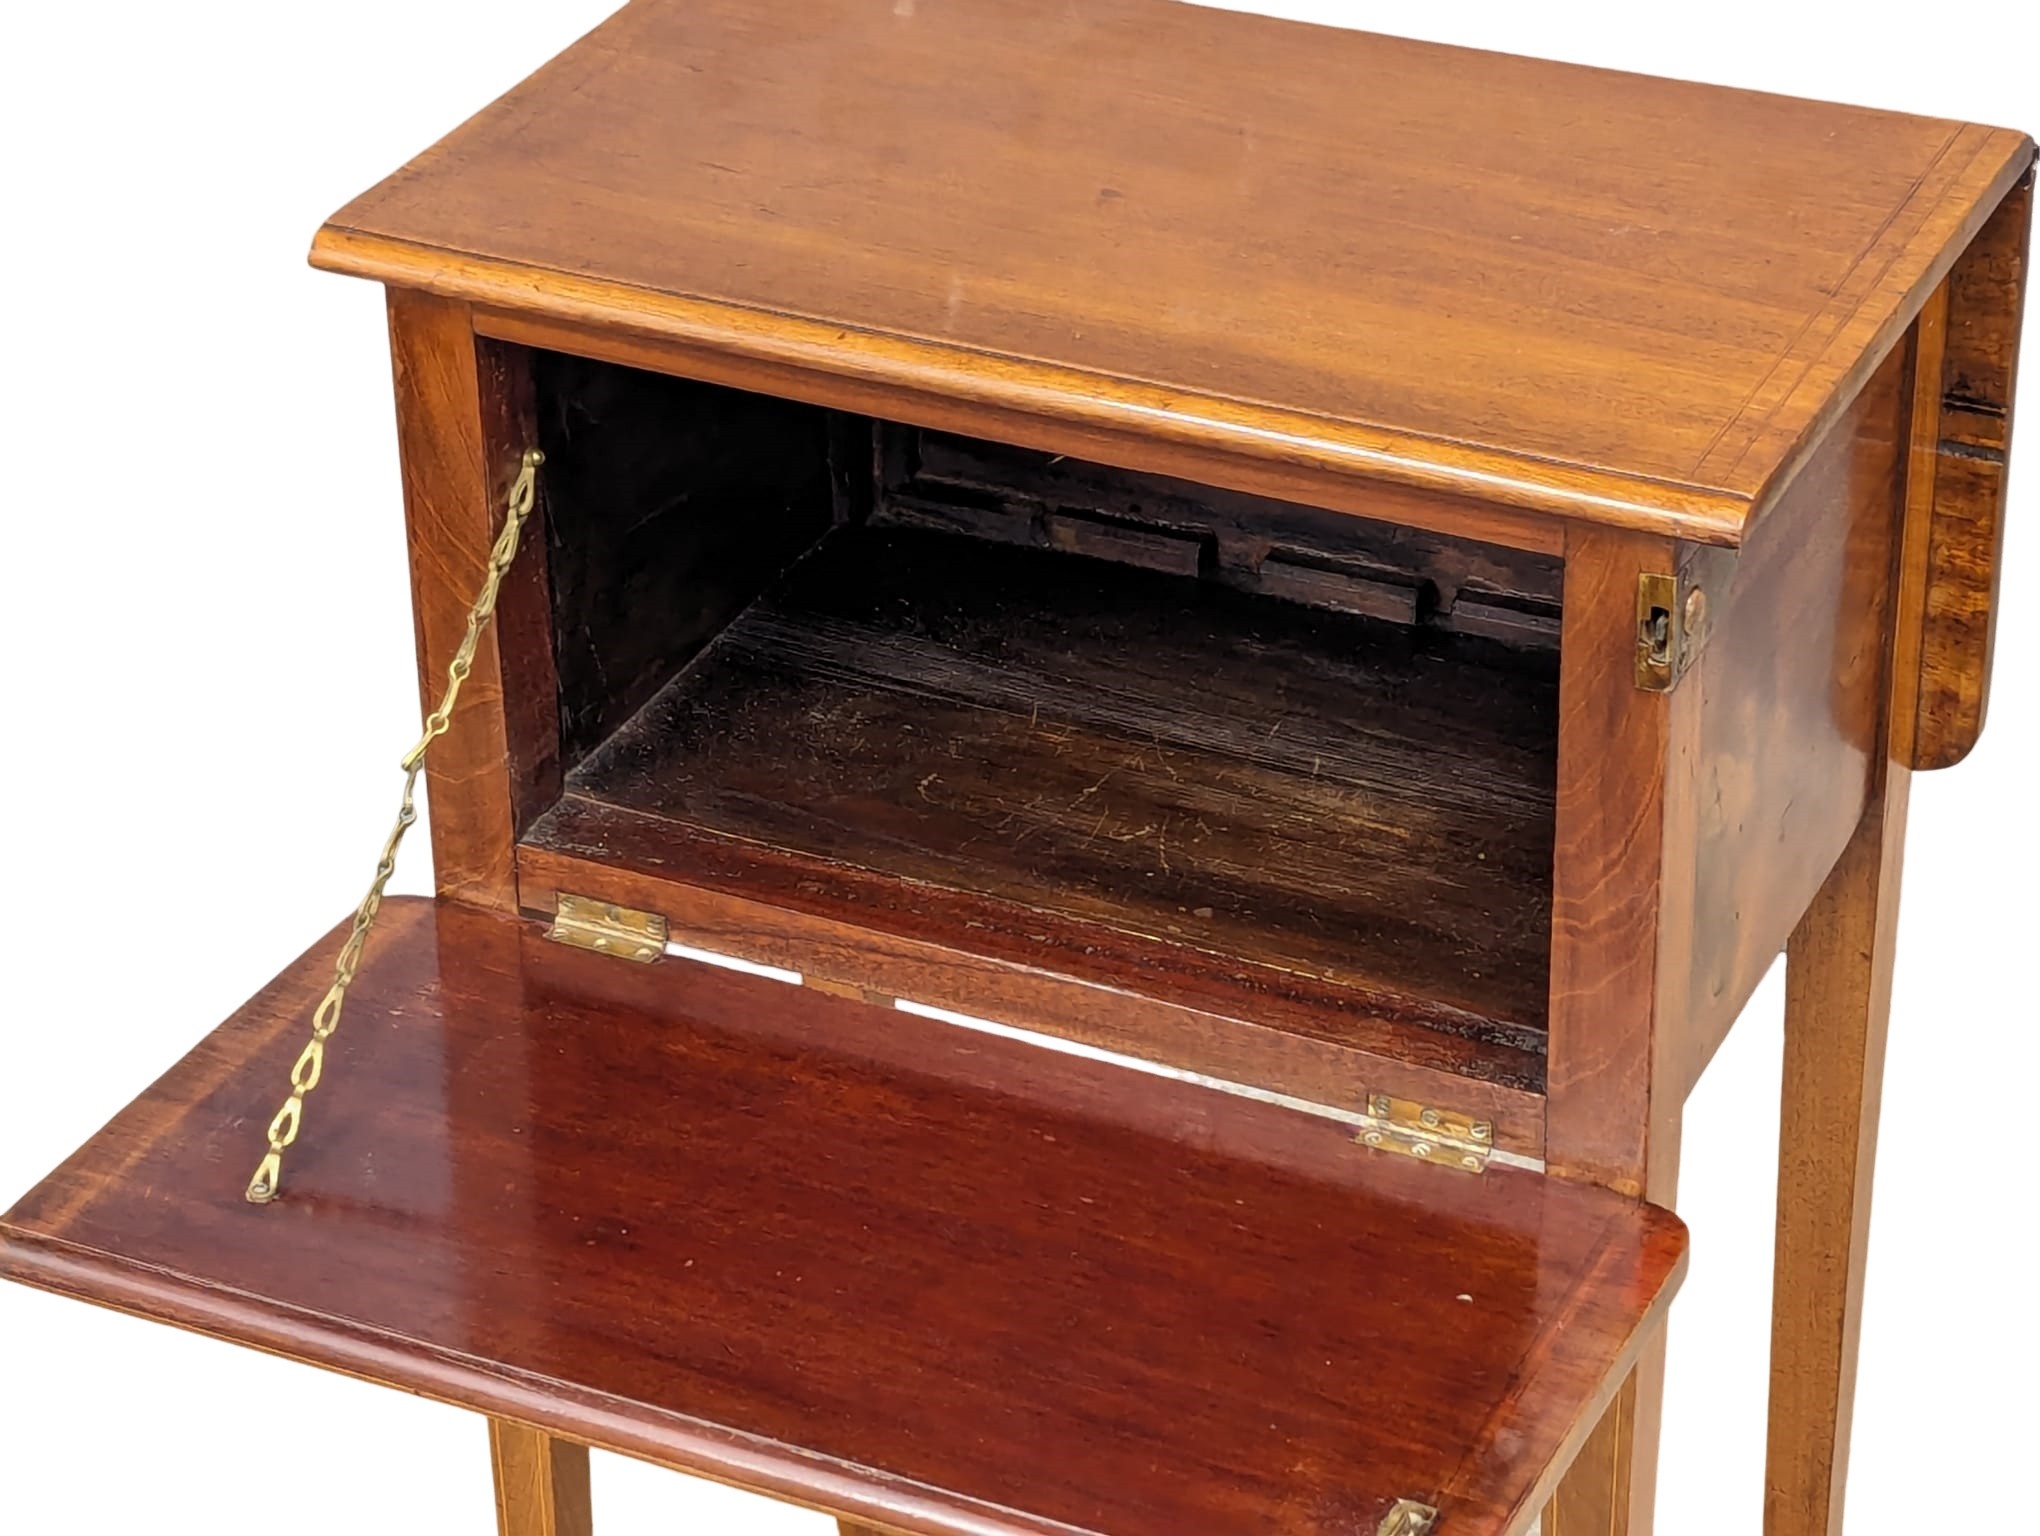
left=0, top=2, right=2032, bottom=1531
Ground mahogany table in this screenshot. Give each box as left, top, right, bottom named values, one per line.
left=2, top=3, right=2029, bottom=1534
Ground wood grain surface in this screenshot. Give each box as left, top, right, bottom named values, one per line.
left=387, top=292, right=558, bottom=909
left=1539, top=526, right=1697, bottom=1536
left=534, top=348, right=839, bottom=769
left=1759, top=256, right=1945, bottom=1536
left=1912, top=170, right=2032, bottom=768
left=1676, top=340, right=1909, bottom=1089
left=1, top=899, right=1686, bottom=1536
left=543, top=522, right=1560, bottom=1047
left=489, top=1420, right=593, bottom=1536
left=515, top=837, right=1552, bottom=1158
left=313, top=0, right=2032, bottom=543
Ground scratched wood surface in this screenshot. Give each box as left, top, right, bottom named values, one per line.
left=0, top=899, right=1686, bottom=1536
left=546, top=523, right=1560, bottom=1049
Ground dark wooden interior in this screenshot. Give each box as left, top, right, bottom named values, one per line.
left=521, top=351, right=1565, bottom=1067
left=535, top=350, right=843, bottom=765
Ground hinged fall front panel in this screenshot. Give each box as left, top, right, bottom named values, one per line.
left=0, top=898, right=1686, bottom=1536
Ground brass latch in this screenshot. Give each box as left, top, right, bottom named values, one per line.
left=1358, top=1094, right=1492, bottom=1173
left=1378, top=1499, right=1440, bottom=1535
left=547, top=894, right=668, bottom=963
left=1634, top=546, right=1733, bottom=692
left=1635, top=571, right=1705, bottom=691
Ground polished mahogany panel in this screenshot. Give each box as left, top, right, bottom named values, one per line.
left=1, top=900, right=1684, bottom=1536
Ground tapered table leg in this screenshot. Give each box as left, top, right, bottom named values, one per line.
left=490, top=1419, right=594, bottom=1536
left=1764, top=775, right=1910, bottom=1535
left=1763, top=270, right=1945, bottom=1536
left=1545, top=1336, right=1668, bottom=1536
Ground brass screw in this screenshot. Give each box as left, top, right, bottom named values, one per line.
left=1684, top=585, right=1708, bottom=638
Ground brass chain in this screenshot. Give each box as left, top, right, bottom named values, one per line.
left=246, top=448, right=544, bottom=1204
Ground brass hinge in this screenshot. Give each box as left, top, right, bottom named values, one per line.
left=1358, top=1094, right=1492, bottom=1173
left=546, top=894, right=668, bottom=963
left=1378, top=1499, right=1440, bottom=1535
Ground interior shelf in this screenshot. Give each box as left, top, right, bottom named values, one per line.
left=531, top=523, right=1560, bottom=1052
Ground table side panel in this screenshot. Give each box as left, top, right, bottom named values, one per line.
left=1677, top=340, right=1912, bottom=1090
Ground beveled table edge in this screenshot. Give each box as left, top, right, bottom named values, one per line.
left=309, top=116, right=2032, bottom=556
left=310, top=225, right=1752, bottom=550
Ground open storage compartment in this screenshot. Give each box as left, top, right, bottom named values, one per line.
left=516, top=352, right=1565, bottom=1134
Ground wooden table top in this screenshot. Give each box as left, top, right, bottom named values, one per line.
left=310, top=0, right=2030, bottom=545
left=1, top=899, right=1685, bottom=1536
